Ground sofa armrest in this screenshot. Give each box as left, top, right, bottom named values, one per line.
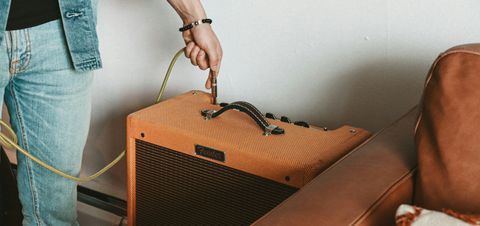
left=253, top=107, right=418, bottom=226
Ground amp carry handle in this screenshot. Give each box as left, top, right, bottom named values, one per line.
left=201, top=101, right=285, bottom=136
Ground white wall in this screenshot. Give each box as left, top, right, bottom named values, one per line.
left=81, top=0, right=480, bottom=198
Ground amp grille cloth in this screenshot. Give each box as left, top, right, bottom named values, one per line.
left=135, top=139, right=298, bottom=225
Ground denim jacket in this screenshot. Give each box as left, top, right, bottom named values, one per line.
left=0, top=0, right=102, bottom=71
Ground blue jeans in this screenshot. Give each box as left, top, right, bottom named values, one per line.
left=0, top=20, right=93, bottom=226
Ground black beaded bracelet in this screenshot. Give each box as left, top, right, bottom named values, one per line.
left=179, top=18, right=212, bottom=32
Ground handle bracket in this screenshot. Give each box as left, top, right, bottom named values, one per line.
left=264, top=125, right=280, bottom=136
left=201, top=109, right=217, bottom=120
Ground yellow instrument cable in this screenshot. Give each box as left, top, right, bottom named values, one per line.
left=0, top=48, right=185, bottom=183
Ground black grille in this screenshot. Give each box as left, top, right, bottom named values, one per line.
left=135, top=139, right=298, bottom=226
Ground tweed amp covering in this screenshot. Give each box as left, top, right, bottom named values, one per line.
left=127, top=90, right=370, bottom=225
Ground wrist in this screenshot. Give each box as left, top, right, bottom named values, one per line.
left=179, top=18, right=212, bottom=32
left=181, top=13, right=207, bottom=25
left=167, top=0, right=207, bottom=24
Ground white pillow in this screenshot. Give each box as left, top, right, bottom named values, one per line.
left=395, top=204, right=480, bottom=226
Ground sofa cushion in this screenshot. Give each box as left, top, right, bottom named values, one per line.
left=415, top=43, right=480, bottom=213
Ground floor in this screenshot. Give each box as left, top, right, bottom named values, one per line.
left=77, top=202, right=127, bottom=226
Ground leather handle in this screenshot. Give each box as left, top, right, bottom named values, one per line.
left=201, top=101, right=285, bottom=136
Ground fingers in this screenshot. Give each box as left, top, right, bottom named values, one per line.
left=184, top=43, right=209, bottom=71
left=185, top=42, right=195, bottom=58
left=197, top=50, right=209, bottom=70
left=182, top=27, right=223, bottom=88
left=205, top=45, right=222, bottom=77
left=190, top=46, right=201, bottom=66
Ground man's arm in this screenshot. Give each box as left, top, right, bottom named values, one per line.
left=167, top=0, right=223, bottom=89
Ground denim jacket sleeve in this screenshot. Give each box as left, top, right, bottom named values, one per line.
left=0, top=0, right=10, bottom=42
left=0, top=0, right=103, bottom=72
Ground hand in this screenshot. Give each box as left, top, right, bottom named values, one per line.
left=182, top=24, right=223, bottom=89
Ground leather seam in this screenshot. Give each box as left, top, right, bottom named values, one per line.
left=351, top=167, right=417, bottom=226
left=415, top=50, right=480, bottom=135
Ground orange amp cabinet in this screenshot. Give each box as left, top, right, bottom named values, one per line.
left=127, top=90, right=370, bottom=225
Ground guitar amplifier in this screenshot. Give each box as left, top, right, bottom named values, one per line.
left=126, top=90, right=370, bottom=226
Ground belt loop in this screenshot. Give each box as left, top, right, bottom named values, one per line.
left=5, top=30, right=11, bottom=54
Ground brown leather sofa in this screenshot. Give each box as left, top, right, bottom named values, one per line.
left=253, top=106, right=418, bottom=226
left=254, top=43, right=480, bottom=226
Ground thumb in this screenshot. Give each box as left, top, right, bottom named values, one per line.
left=205, top=48, right=220, bottom=76
left=205, top=70, right=214, bottom=89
